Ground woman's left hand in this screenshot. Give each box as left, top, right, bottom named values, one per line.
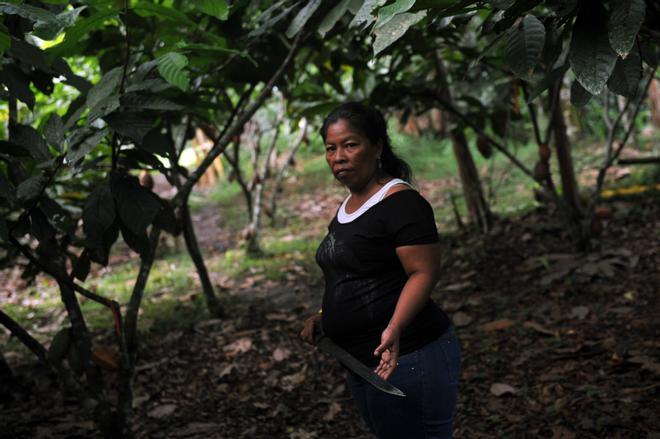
left=374, top=326, right=401, bottom=380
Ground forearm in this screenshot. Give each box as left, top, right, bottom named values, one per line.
left=387, top=271, right=437, bottom=332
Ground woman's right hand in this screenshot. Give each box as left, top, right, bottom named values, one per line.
left=300, top=313, right=322, bottom=345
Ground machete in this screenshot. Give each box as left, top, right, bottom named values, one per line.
left=314, top=334, right=406, bottom=397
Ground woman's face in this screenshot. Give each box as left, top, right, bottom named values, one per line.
left=324, top=118, right=382, bottom=192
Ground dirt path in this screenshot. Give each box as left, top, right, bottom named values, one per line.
left=2, top=184, right=659, bottom=438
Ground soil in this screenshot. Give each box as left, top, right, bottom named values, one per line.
left=1, top=182, right=659, bottom=439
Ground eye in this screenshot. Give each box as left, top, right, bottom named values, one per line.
left=346, top=142, right=357, bottom=148
left=326, top=145, right=336, bottom=153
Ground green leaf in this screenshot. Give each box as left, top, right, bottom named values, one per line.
left=140, top=128, right=176, bottom=158
left=46, top=11, right=118, bottom=61
left=570, top=80, right=592, bottom=107
left=83, top=183, right=116, bottom=249
left=0, top=26, right=10, bottom=55
left=67, top=128, right=108, bottom=165
left=194, top=0, right=229, bottom=20
left=640, top=40, right=658, bottom=67
left=504, top=15, right=545, bottom=79
left=105, top=112, right=153, bottom=144
left=133, top=2, right=196, bottom=26
left=318, top=0, right=351, bottom=37
left=48, top=328, right=71, bottom=363
left=0, top=2, right=56, bottom=25
left=0, top=64, right=35, bottom=110
left=607, top=53, right=642, bottom=98
left=40, top=197, right=74, bottom=235
left=372, top=10, right=426, bottom=56
left=375, top=0, right=415, bottom=29
left=16, top=175, right=47, bottom=202
left=86, top=67, right=122, bottom=110
left=0, top=171, right=15, bottom=203
left=608, top=0, right=645, bottom=58
left=178, top=42, right=241, bottom=55
left=490, top=0, right=515, bottom=8
left=13, top=124, right=50, bottom=162
left=34, top=6, right=86, bottom=40
left=568, top=0, right=617, bottom=95
left=30, top=208, right=55, bottom=242
left=157, top=52, right=189, bottom=91
left=120, top=94, right=183, bottom=111
left=350, top=0, right=387, bottom=29
left=111, top=174, right=161, bottom=237
left=286, top=0, right=322, bottom=38
left=72, top=251, right=90, bottom=281
left=44, top=114, right=65, bottom=151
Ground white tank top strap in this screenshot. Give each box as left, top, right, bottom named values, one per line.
left=337, top=178, right=411, bottom=224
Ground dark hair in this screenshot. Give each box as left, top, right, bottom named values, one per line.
left=320, top=102, right=412, bottom=182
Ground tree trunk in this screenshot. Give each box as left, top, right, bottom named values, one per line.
left=435, top=58, right=493, bottom=231
left=549, top=81, right=586, bottom=246
left=181, top=203, right=224, bottom=317
left=450, top=128, right=493, bottom=231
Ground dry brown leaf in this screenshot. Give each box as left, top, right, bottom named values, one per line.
left=480, top=319, right=515, bottom=332
left=273, top=347, right=291, bottom=362
left=90, top=345, right=120, bottom=371
left=569, top=306, right=589, bottom=320
left=523, top=321, right=555, bottom=336
left=552, top=425, right=577, bottom=439
left=223, top=337, right=253, bottom=357
left=322, top=402, right=342, bottom=421
left=490, top=383, right=517, bottom=396
left=452, top=312, right=473, bottom=327
left=147, top=403, right=177, bottom=418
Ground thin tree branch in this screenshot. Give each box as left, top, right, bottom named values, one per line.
left=173, top=31, right=304, bottom=206
left=0, top=310, right=48, bottom=364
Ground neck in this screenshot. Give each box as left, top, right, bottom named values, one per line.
left=349, top=172, right=390, bottom=199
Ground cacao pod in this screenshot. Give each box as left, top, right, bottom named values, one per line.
left=533, top=161, right=549, bottom=183
left=538, top=144, right=551, bottom=162
left=476, top=135, right=492, bottom=159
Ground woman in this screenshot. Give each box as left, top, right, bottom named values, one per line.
left=300, top=102, right=461, bottom=438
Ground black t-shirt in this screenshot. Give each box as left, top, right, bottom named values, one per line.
left=316, top=189, right=450, bottom=367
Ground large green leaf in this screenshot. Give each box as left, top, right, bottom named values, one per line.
left=372, top=10, right=426, bottom=56
left=157, top=52, right=189, bottom=91
left=194, top=0, right=229, bottom=20
left=16, top=175, right=47, bottom=202
left=105, top=112, right=153, bottom=143
left=44, top=114, right=65, bottom=151
left=526, top=63, right=569, bottom=102
left=46, top=11, right=118, bottom=60
left=318, top=0, right=351, bottom=37
left=350, top=0, right=387, bottom=29
left=0, top=25, right=10, bottom=55
left=140, top=128, right=176, bottom=158
left=0, top=65, right=35, bottom=109
left=133, top=2, right=196, bottom=26
left=568, top=0, right=617, bottom=95
left=608, top=0, right=645, bottom=58
left=607, top=53, right=642, bottom=98
left=87, top=95, right=120, bottom=123
left=83, top=183, right=116, bottom=249
left=111, top=174, right=161, bottom=237
left=374, top=0, right=415, bottom=29
left=0, top=2, right=56, bottom=25
left=34, top=6, right=86, bottom=40
left=87, top=67, right=122, bottom=110
left=570, top=80, right=592, bottom=107
left=13, top=124, right=50, bottom=162
left=286, top=0, right=322, bottom=38
left=120, top=94, right=183, bottom=111
left=504, top=15, right=545, bottom=79
left=67, top=128, right=108, bottom=165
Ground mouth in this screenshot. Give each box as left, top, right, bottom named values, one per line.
left=334, top=169, right=350, bottom=177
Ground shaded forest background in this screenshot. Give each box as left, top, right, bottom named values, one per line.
left=0, top=0, right=659, bottom=438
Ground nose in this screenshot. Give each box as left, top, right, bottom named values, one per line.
left=334, top=147, right=347, bottom=163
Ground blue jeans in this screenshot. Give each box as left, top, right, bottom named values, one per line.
left=346, top=327, right=461, bottom=439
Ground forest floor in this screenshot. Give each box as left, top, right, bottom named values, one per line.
left=1, top=175, right=660, bottom=438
